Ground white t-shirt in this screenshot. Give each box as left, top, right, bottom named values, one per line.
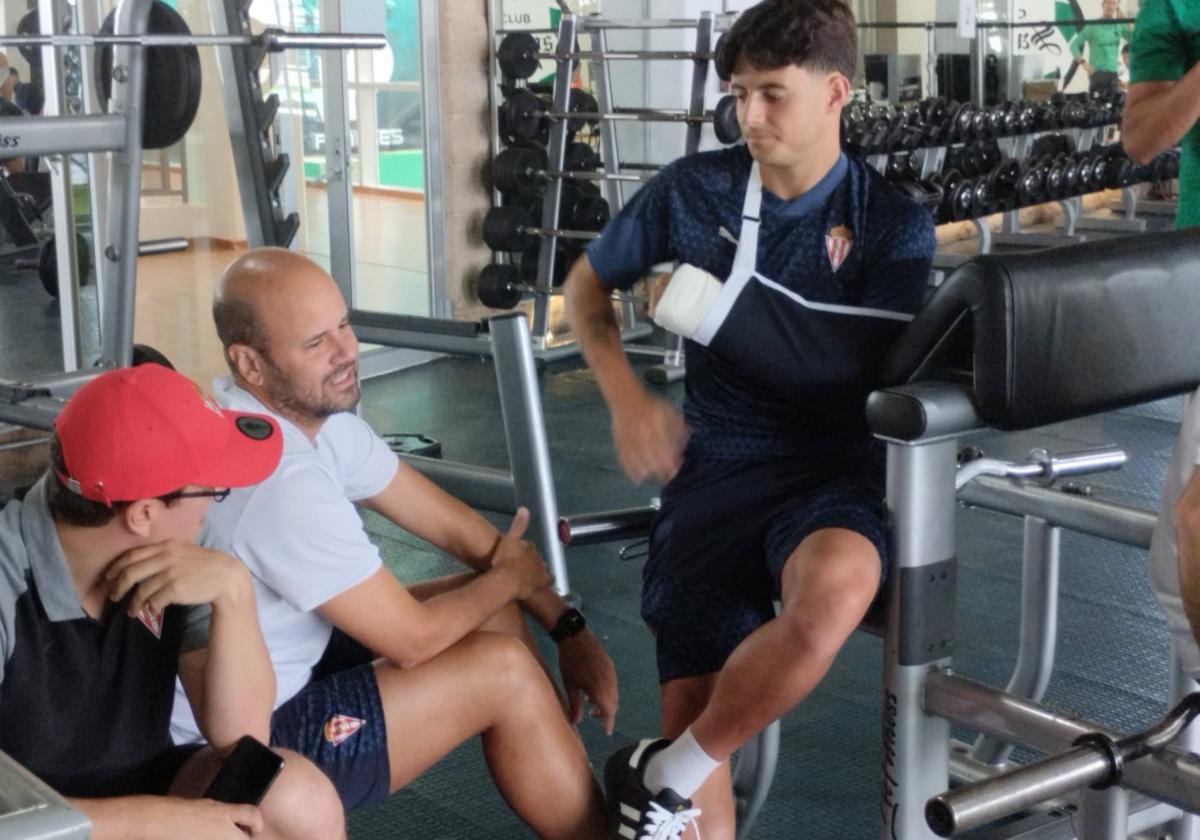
left=1150, top=388, right=1200, bottom=679
left=170, top=378, right=398, bottom=743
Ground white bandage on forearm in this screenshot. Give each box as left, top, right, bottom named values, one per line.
left=652, top=264, right=723, bottom=339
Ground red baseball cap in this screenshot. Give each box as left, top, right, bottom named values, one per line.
left=54, top=364, right=283, bottom=506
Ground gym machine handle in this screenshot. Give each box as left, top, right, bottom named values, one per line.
left=926, top=693, right=1200, bottom=836
left=558, top=503, right=659, bottom=547
left=955, top=446, right=1127, bottom=491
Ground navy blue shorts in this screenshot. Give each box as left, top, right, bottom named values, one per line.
left=270, top=631, right=389, bottom=811
left=643, top=443, right=888, bottom=682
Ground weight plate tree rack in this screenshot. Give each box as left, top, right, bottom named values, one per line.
left=486, top=12, right=735, bottom=364
left=213, top=0, right=299, bottom=249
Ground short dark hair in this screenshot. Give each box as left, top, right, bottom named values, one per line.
left=45, top=434, right=129, bottom=527
left=212, top=293, right=266, bottom=370
left=45, top=433, right=182, bottom=527
left=716, top=0, right=857, bottom=82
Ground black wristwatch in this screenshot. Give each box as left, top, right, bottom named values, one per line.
left=549, top=608, right=587, bottom=643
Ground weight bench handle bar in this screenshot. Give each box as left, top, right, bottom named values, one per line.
left=927, top=692, right=1200, bottom=836
left=955, top=447, right=1127, bottom=491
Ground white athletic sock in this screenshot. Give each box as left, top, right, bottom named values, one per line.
left=643, top=727, right=721, bottom=799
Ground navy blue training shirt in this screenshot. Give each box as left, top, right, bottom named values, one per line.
left=586, top=145, right=935, bottom=457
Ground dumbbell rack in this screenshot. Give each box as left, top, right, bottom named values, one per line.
left=210, top=0, right=299, bottom=248
left=991, top=128, right=1100, bottom=249
left=487, top=12, right=731, bottom=367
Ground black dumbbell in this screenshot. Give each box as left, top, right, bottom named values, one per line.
left=491, top=145, right=602, bottom=194
left=986, top=159, right=1022, bottom=210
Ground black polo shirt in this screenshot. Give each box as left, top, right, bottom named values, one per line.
left=0, top=477, right=202, bottom=797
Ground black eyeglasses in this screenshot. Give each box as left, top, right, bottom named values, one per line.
left=160, top=488, right=232, bottom=503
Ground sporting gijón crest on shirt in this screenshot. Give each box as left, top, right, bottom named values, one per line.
left=825, top=224, right=853, bottom=272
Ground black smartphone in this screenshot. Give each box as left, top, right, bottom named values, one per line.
left=203, top=735, right=285, bottom=806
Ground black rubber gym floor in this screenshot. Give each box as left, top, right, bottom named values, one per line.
left=348, top=355, right=1181, bottom=840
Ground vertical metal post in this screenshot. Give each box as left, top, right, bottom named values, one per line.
left=99, top=0, right=154, bottom=368
left=971, top=517, right=1061, bottom=766
left=418, top=0, right=449, bottom=319
left=79, top=0, right=108, bottom=308
left=880, top=438, right=958, bottom=840
left=1076, top=786, right=1129, bottom=840
left=321, top=0, right=356, bottom=306
left=490, top=314, right=570, bottom=597
left=588, top=21, right=623, bottom=213
left=531, top=13, right=579, bottom=346
left=39, top=0, right=83, bottom=370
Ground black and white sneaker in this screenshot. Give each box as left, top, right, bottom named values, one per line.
left=604, top=738, right=702, bottom=840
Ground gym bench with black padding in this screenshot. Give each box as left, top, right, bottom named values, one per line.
left=872, top=228, right=1200, bottom=839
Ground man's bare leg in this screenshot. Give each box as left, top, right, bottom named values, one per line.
left=373, top=630, right=607, bottom=840
left=650, top=528, right=881, bottom=840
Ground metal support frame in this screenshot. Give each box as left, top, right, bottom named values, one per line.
left=491, top=314, right=570, bottom=597
left=39, top=0, right=84, bottom=371
left=873, top=377, right=1197, bottom=839
left=349, top=311, right=571, bottom=596
left=970, top=517, right=1060, bottom=767
left=880, top=434, right=958, bottom=840
left=418, top=0, right=449, bottom=320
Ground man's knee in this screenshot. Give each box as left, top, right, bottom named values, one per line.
left=461, top=630, right=544, bottom=685
left=261, top=749, right=346, bottom=840
left=778, top=531, right=880, bottom=659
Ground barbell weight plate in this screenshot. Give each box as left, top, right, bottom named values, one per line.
left=491, top=146, right=548, bottom=194
left=567, top=89, right=600, bottom=135
left=519, top=242, right=578, bottom=288
left=571, top=194, right=610, bottom=232
left=16, top=10, right=42, bottom=67
left=713, top=95, right=741, bottom=145
left=39, top=233, right=92, bottom=298
left=499, top=89, right=548, bottom=145
left=482, top=206, right=535, bottom=252
left=477, top=263, right=525, bottom=309
left=563, top=142, right=600, bottom=172
left=496, top=32, right=540, bottom=80
left=95, top=0, right=201, bottom=150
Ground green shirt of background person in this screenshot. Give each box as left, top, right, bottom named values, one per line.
left=1123, top=0, right=1200, bottom=229
left=1069, top=0, right=1132, bottom=74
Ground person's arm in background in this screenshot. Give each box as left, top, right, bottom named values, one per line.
left=1176, top=469, right=1200, bottom=644
left=1121, top=0, right=1200, bottom=162
left=1069, top=27, right=1094, bottom=74
left=563, top=171, right=689, bottom=485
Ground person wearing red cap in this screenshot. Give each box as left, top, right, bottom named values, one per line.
left=169, top=247, right=611, bottom=838
left=0, top=364, right=346, bottom=840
